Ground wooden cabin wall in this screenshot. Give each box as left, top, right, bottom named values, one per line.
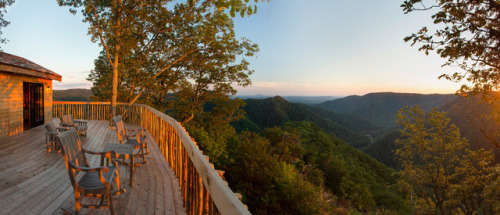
left=0, top=72, right=53, bottom=136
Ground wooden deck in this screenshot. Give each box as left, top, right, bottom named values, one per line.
left=0, top=120, right=186, bottom=215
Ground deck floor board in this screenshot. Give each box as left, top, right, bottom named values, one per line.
left=0, top=120, right=185, bottom=215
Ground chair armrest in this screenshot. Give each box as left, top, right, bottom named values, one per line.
left=74, top=120, right=87, bottom=127
left=126, top=128, right=145, bottom=136
left=125, top=133, right=145, bottom=139
left=131, top=134, right=144, bottom=143
left=56, top=127, right=70, bottom=132
left=68, top=161, right=110, bottom=173
left=60, top=123, right=76, bottom=128
left=69, top=162, right=114, bottom=185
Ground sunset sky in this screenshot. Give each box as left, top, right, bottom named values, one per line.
left=2, top=0, right=462, bottom=96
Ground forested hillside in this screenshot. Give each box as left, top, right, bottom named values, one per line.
left=224, top=122, right=407, bottom=213
left=194, top=119, right=407, bottom=213
left=177, top=95, right=410, bottom=213
left=53, top=88, right=92, bottom=101
left=317, top=92, right=456, bottom=127
left=314, top=93, right=500, bottom=168
left=233, top=96, right=381, bottom=148
left=235, top=95, right=339, bottom=105
left=362, top=130, right=401, bottom=169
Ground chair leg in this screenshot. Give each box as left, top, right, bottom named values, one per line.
left=99, top=193, right=106, bottom=206
left=74, top=191, right=81, bottom=215
left=114, top=168, right=124, bottom=195
left=141, top=147, right=146, bottom=163
left=108, top=192, right=115, bottom=215
left=45, top=134, right=50, bottom=152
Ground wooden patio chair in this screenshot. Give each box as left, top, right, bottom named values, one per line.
left=45, top=121, right=69, bottom=152
left=113, top=116, right=149, bottom=165
left=61, top=115, right=88, bottom=136
left=57, top=128, right=125, bottom=215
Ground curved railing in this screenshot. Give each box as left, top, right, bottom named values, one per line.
left=53, top=101, right=250, bottom=215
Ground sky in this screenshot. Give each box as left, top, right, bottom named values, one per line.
left=2, top=0, right=462, bottom=96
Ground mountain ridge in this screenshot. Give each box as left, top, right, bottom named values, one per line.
left=234, top=96, right=381, bottom=148
left=317, top=92, right=457, bottom=127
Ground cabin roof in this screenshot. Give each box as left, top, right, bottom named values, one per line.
left=0, top=52, right=62, bottom=81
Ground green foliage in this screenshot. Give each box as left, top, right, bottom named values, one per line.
left=402, top=0, right=500, bottom=94
left=53, top=89, right=92, bottom=101
left=235, top=96, right=374, bottom=148
left=226, top=131, right=280, bottom=213
left=180, top=95, right=411, bottom=213
left=280, top=122, right=407, bottom=212
left=185, top=94, right=245, bottom=168
left=362, top=130, right=401, bottom=170
left=317, top=92, right=455, bottom=127
left=262, top=126, right=305, bottom=165
left=60, top=0, right=262, bottom=123
left=274, top=162, right=332, bottom=215
left=0, top=0, right=14, bottom=47
left=309, top=106, right=382, bottom=134
left=403, top=1, right=500, bottom=149
left=225, top=131, right=333, bottom=214
left=396, top=105, right=500, bottom=214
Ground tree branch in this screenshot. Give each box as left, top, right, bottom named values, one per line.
left=89, top=1, right=114, bottom=67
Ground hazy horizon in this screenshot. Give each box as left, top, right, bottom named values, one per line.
left=53, top=88, right=457, bottom=99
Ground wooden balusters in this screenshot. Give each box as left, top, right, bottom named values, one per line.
left=53, top=101, right=250, bottom=215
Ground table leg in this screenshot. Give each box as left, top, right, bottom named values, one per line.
left=130, top=155, right=134, bottom=187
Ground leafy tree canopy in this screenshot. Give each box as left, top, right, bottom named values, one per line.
left=402, top=0, right=500, bottom=94
left=59, top=0, right=263, bottom=123
left=396, top=105, right=500, bottom=214
left=0, top=0, right=14, bottom=46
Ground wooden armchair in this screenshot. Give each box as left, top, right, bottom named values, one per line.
left=114, top=115, right=147, bottom=140
left=61, top=115, right=88, bottom=136
left=113, top=116, right=149, bottom=165
left=45, top=121, right=69, bottom=152
left=57, top=128, right=125, bottom=215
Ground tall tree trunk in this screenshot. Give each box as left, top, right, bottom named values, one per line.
left=110, top=0, right=122, bottom=126
left=111, top=59, right=119, bottom=126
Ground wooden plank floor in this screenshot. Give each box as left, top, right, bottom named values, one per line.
left=0, top=120, right=186, bottom=215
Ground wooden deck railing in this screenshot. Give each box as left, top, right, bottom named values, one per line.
left=53, top=101, right=250, bottom=215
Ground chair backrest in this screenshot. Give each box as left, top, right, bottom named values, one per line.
left=113, top=116, right=126, bottom=144
left=57, top=128, right=89, bottom=187
left=61, top=115, right=74, bottom=124
left=45, top=121, right=57, bottom=132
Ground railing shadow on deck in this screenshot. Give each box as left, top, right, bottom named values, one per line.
left=53, top=101, right=250, bottom=215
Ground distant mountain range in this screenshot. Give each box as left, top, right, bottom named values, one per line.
left=316, top=92, right=457, bottom=127
left=53, top=88, right=92, bottom=101
left=235, top=95, right=340, bottom=105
